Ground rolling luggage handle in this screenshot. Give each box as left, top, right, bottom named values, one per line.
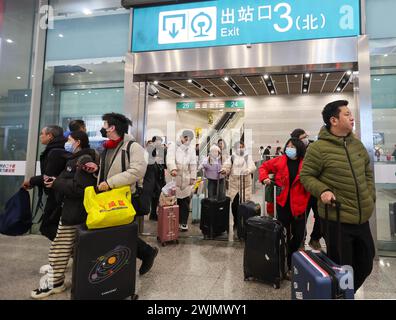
left=325, top=200, right=342, bottom=258
left=263, top=178, right=277, bottom=219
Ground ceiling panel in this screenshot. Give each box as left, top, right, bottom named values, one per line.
left=231, top=76, right=250, bottom=86
left=195, top=79, right=213, bottom=87
left=344, top=82, right=354, bottom=92
left=311, top=73, right=328, bottom=81
left=289, top=83, right=301, bottom=94
left=218, top=85, right=238, bottom=96
left=274, top=82, right=288, bottom=95
left=252, top=83, right=268, bottom=95
left=271, top=75, right=287, bottom=83
left=206, top=86, right=227, bottom=97
left=321, top=80, right=339, bottom=93
left=309, top=82, right=323, bottom=94
left=208, top=78, right=227, bottom=86
left=326, top=72, right=345, bottom=81
left=246, top=76, right=263, bottom=84
left=288, top=74, right=302, bottom=83
left=239, top=84, right=257, bottom=96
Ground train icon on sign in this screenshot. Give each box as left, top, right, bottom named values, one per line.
left=158, top=7, right=217, bottom=44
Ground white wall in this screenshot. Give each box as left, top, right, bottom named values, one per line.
left=146, top=93, right=356, bottom=158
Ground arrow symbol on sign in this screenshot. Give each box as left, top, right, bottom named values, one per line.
left=169, top=23, right=179, bottom=38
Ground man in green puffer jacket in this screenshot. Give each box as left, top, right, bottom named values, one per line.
left=300, top=100, right=376, bottom=293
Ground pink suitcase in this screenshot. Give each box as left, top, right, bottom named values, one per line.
left=157, top=205, right=179, bottom=246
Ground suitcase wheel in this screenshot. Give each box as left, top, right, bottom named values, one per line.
left=162, top=242, right=166, bottom=247
left=130, top=294, right=139, bottom=300
left=273, top=282, right=280, bottom=289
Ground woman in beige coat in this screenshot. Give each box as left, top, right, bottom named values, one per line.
left=220, top=141, right=256, bottom=229
left=166, top=130, right=197, bottom=231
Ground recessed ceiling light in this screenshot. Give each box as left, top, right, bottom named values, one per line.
left=224, top=77, right=229, bottom=81
left=154, top=81, right=159, bottom=85
left=187, top=79, right=193, bottom=83
left=50, top=93, right=54, bottom=96
left=16, top=76, right=21, bottom=80
left=70, top=73, right=75, bottom=76
left=31, top=75, right=34, bottom=78
left=83, top=9, right=92, bottom=15
left=209, top=93, right=214, bottom=97
left=88, top=91, right=92, bottom=94
left=346, top=70, right=352, bottom=75
left=305, top=73, right=310, bottom=78
left=264, top=74, right=269, bottom=80
left=89, top=71, right=93, bottom=75
left=6, top=39, right=13, bottom=43
left=294, top=75, right=298, bottom=78
left=336, top=87, right=341, bottom=92
left=384, top=54, right=388, bottom=57
left=238, top=91, right=243, bottom=95
left=303, top=88, right=308, bottom=93
left=58, top=34, right=64, bottom=38
left=24, top=94, right=28, bottom=97
left=181, top=93, right=185, bottom=97
left=270, top=90, right=275, bottom=94
left=74, top=92, right=78, bottom=95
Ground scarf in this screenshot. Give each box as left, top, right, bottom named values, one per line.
left=103, top=137, right=123, bottom=149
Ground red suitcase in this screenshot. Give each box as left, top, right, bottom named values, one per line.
left=157, top=205, right=179, bottom=246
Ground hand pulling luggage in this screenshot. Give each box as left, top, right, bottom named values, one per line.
left=291, top=201, right=354, bottom=299
left=243, top=215, right=286, bottom=288
left=200, top=174, right=230, bottom=239
left=71, top=223, right=138, bottom=300
left=237, top=175, right=261, bottom=240
left=157, top=204, right=179, bottom=246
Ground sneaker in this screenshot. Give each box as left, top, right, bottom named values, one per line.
left=139, top=247, right=159, bottom=275
left=180, top=224, right=188, bottom=232
left=309, top=239, right=322, bottom=251
left=39, top=264, right=52, bottom=274
left=31, top=281, right=66, bottom=300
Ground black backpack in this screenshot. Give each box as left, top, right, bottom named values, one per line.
left=0, top=188, right=33, bottom=236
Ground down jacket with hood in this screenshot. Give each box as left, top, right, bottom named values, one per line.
left=300, top=126, right=375, bottom=225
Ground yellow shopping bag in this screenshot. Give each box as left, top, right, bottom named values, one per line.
left=84, top=186, right=136, bottom=229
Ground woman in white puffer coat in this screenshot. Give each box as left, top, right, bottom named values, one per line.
left=166, top=130, right=197, bottom=231
left=220, top=141, right=256, bottom=229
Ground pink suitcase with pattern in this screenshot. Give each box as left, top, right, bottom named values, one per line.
left=157, top=205, right=179, bottom=246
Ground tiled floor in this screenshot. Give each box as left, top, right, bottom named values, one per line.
left=0, top=231, right=395, bottom=300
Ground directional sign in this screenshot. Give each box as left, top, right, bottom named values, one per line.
left=132, top=0, right=360, bottom=52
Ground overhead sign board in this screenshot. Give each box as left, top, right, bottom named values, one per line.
left=176, top=100, right=244, bottom=110
left=132, top=0, right=360, bottom=52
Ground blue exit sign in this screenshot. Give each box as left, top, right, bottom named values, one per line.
left=132, top=0, right=360, bottom=52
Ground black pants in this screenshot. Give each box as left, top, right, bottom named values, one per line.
left=150, top=195, right=160, bottom=217
left=321, top=219, right=375, bottom=292
left=207, top=178, right=225, bottom=199
left=306, top=196, right=322, bottom=241
left=231, top=193, right=240, bottom=227
left=143, top=164, right=165, bottom=216
left=277, top=203, right=307, bottom=270
left=137, top=237, right=155, bottom=261
left=40, top=195, right=62, bottom=241
left=177, top=197, right=191, bottom=225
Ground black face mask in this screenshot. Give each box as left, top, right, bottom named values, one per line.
left=100, top=127, right=108, bottom=138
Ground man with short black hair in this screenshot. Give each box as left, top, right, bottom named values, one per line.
left=23, top=125, right=68, bottom=241
left=300, top=100, right=376, bottom=292
left=86, top=113, right=159, bottom=275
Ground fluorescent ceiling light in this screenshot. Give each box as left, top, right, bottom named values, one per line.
left=224, top=77, right=229, bottom=81
left=263, top=74, right=269, bottom=80
left=305, top=73, right=310, bottom=78
left=6, top=39, right=13, bottom=43
left=187, top=79, right=193, bottom=83
left=58, top=34, right=64, bottom=38
left=153, top=81, right=159, bottom=85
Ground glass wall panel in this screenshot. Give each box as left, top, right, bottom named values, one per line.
left=0, top=0, right=37, bottom=211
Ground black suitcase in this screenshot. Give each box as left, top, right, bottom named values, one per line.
left=71, top=223, right=138, bottom=300
left=237, top=175, right=260, bottom=240
left=200, top=175, right=230, bottom=239
left=390, top=202, right=396, bottom=238
left=243, top=215, right=286, bottom=289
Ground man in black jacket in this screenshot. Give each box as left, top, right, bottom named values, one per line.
left=23, top=125, right=68, bottom=241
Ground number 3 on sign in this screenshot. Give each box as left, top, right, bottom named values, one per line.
left=274, top=3, right=293, bottom=33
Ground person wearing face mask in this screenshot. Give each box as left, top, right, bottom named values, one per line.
left=166, top=130, right=197, bottom=232
left=290, top=128, right=323, bottom=251
left=259, top=138, right=310, bottom=280
left=201, top=145, right=224, bottom=199
left=83, top=113, right=159, bottom=276
left=144, top=136, right=167, bottom=221
left=220, top=141, right=256, bottom=229
left=31, top=131, right=98, bottom=299
left=22, top=125, right=68, bottom=241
